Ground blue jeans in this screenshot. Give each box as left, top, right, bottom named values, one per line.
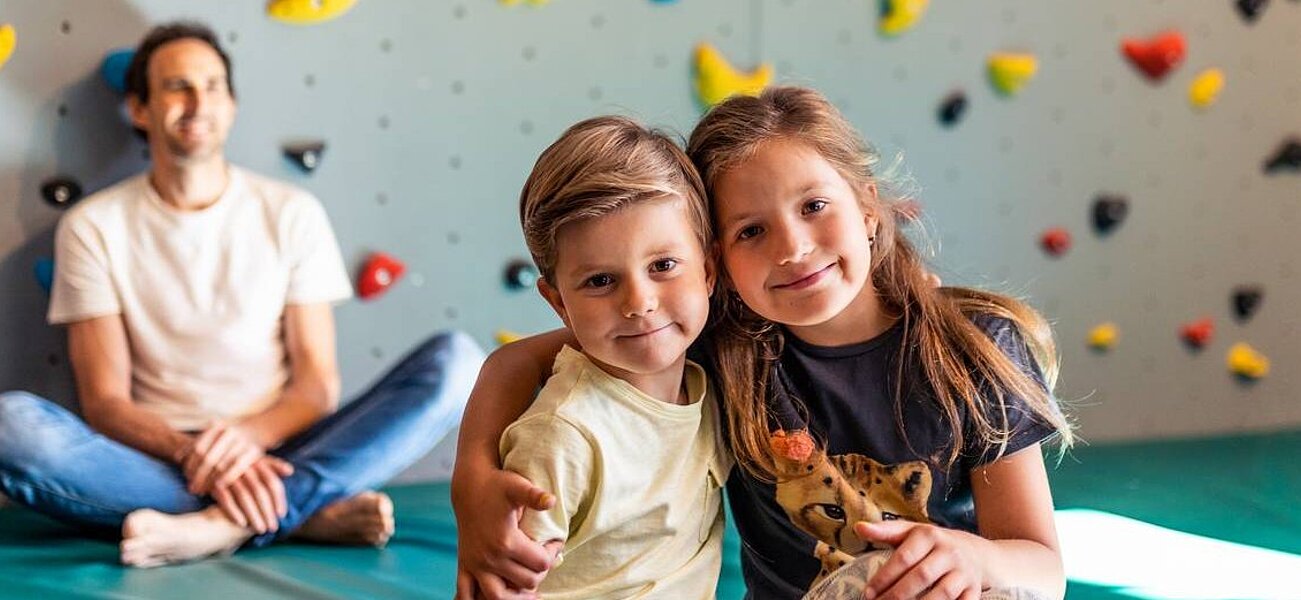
left=0, top=331, right=484, bottom=548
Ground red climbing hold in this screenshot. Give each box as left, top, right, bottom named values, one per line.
left=1040, top=227, right=1071, bottom=257
left=1122, top=31, right=1186, bottom=82
left=1180, top=317, right=1214, bottom=350
left=358, top=252, right=405, bottom=300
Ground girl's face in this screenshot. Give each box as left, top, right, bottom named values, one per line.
left=713, top=138, right=885, bottom=346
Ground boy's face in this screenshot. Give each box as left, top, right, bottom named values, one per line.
left=539, top=197, right=714, bottom=386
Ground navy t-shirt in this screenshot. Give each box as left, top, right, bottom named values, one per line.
left=715, top=314, right=1058, bottom=599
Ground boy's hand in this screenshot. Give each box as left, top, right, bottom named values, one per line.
left=853, top=521, right=985, bottom=600
left=454, top=469, right=557, bottom=600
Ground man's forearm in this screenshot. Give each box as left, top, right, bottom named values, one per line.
left=85, top=400, right=192, bottom=464
left=238, top=377, right=337, bottom=450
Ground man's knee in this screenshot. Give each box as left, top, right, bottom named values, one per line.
left=0, top=392, right=66, bottom=469
left=413, top=330, right=486, bottom=375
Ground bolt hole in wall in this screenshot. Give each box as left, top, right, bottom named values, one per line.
left=0, top=0, right=1299, bottom=598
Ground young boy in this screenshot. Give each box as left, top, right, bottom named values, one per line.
left=495, top=116, right=728, bottom=598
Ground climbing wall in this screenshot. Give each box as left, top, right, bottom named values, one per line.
left=0, top=0, right=1297, bottom=442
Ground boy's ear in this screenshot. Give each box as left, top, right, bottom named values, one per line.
left=705, top=243, right=720, bottom=296
left=537, top=278, right=572, bottom=329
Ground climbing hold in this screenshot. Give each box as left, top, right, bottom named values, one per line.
left=34, top=258, right=54, bottom=294
left=283, top=141, right=326, bottom=173
left=266, top=0, right=358, bottom=25
left=100, top=48, right=134, bottom=93
left=1039, top=227, right=1071, bottom=257
left=1231, top=285, right=1263, bottom=322
left=41, top=176, right=83, bottom=208
left=357, top=252, right=406, bottom=300
left=1263, top=137, right=1301, bottom=174
left=1092, top=194, right=1129, bottom=235
left=1235, top=0, right=1269, bottom=23
left=1226, top=342, right=1269, bottom=380
left=1188, top=68, right=1224, bottom=110
left=987, top=52, right=1038, bottom=97
left=1180, top=317, right=1214, bottom=350
left=504, top=259, right=539, bottom=291
left=879, top=0, right=929, bottom=37
left=495, top=330, right=524, bottom=346
left=694, top=42, right=773, bottom=109
left=937, top=91, right=967, bottom=128
left=0, top=24, right=15, bottom=73
left=500, top=0, right=549, bottom=6
left=1122, top=31, right=1186, bottom=82
left=1087, top=323, right=1118, bottom=351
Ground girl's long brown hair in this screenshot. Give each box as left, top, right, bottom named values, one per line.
left=687, top=86, right=1075, bottom=481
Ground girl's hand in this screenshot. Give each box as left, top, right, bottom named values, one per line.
left=853, top=521, right=986, bottom=600
left=453, top=468, right=557, bottom=600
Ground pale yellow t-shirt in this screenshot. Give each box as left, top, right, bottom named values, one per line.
left=47, top=167, right=353, bottom=430
left=500, top=346, right=731, bottom=600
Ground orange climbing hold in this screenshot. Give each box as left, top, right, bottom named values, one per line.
left=1122, top=31, right=1186, bottom=82
left=1180, top=317, right=1214, bottom=349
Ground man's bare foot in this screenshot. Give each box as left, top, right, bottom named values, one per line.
left=120, top=506, right=251, bottom=568
left=292, top=491, right=394, bottom=547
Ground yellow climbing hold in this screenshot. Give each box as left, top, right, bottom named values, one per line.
left=879, top=0, right=929, bottom=37
left=1226, top=342, right=1269, bottom=379
left=1188, top=68, right=1224, bottom=110
left=988, top=52, right=1038, bottom=97
left=1087, top=323, right=1118, bottom=350
left=495, top=330, right=524, bottom=346
left=694, top=42, right=773, bottom=109
left=266, top=0, right=358, bottom=25
left=500, top=0, right=549, bottom=5
left=0, top=24, right=16, bottom=73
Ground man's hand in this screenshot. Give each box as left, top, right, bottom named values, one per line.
left=178, top=421, right=267, bottom=495
left=211, top=456, right=294, bottom=534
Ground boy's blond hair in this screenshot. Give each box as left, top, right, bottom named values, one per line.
left=520, top=116, right=711, bottom=284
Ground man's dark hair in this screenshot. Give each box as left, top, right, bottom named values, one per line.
left=124, top=21, right=236, bottom=103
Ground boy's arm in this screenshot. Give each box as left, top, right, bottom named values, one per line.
left=452, top=328, right=576, bottom=600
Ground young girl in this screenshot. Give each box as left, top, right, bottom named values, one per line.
left=453, top=86, right=1074, bottom=600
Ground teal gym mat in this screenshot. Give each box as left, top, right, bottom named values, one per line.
left=1, top=429, right=1297, bottom=599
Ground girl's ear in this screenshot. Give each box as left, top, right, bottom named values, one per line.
left=536, top=278, right=572, bottom=330
left=859, top=181, right=881, bottom=234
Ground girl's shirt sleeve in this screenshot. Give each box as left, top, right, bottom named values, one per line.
left=963, top=315, right=1062, bottom=468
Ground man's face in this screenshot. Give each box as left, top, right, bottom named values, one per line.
left=128, top=38, right=236, bottom=163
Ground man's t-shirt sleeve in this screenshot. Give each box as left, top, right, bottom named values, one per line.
left=284, top=194, right=353, bottom=305
left=500, top=415, right=597, bottom=549
left=48, top=213, right=120, bottom=325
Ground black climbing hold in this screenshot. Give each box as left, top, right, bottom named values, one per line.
left=1092, top=194, right=1129, bottom=235
left=938, top=91, right=967, bottom=128
left=283, top=141, right=326, bottom=173
left=504, top=259, right=539, bottom=291
left=1235, top=0, right=1269, bottom=23
left=1232, top=285, right=1263, bottom=322
left=1264, top=137, right=1301, bottom=174
left=41, top=176, right=83, bottom=208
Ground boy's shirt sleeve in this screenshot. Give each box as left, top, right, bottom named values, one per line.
left=500, top=414, right=598, bottom=549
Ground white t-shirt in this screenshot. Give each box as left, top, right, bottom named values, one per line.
left=48, top=166, right=353, bottom=431
left=500, top=346, right=731, bottom=600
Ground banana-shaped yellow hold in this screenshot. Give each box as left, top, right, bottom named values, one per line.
left=988, top=52, right=1038, bottom=97
left=1227, top=342, right=1269, bottom=379
left=495, top=330, right=524, bottom=346
left=500, top=0, right=550, bottom=5
left=879, top=0, right=928, bottom=37
left=0, top=24, right=16, bottom=73
left=1188, top=68, right=1224, bottom=110
left=695, top=42, right=773, bottom=109
left=266, top=0, right=359, bottom=25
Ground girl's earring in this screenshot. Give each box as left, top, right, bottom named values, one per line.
left=868, top=235, right=876, bottom=246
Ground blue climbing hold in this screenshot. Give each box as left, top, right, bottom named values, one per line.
left=101, top=48, right=134, bottom=94
left=34, top=258, right=54, bottom=294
